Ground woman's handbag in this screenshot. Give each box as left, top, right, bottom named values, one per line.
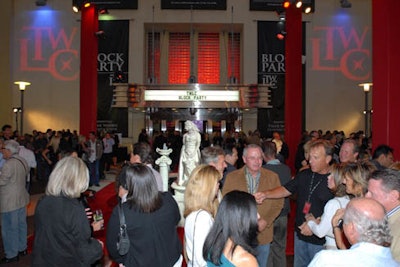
left=117, top=204, right=130, bottom=255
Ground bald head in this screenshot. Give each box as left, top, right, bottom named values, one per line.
left=343, top=197, right=391, bottom=246
left=347, top=197, right=386, bottom=220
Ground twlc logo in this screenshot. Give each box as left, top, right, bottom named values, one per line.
left=19, top=26, right=79, bottom=81
left=311, top=26, right=371, bottom=81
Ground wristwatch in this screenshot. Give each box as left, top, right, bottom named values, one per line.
left=334, top=219, right=343, bottom=229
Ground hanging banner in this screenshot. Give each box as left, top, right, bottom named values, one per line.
left=97, top=20, right=129, bottom=137
left=161, top=0, right=226, bottom=10
left=257, top=21, right=286, bottom=137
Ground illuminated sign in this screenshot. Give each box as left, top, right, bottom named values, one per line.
left=144, top=90, right=239, bottom=101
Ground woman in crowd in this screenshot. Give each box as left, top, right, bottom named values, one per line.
left=342, top=161, right=375, bottom=198
left=203, top=190, right=259, bottom=267
left=106, top=163, right=182, bottom=267
left=331, top=161, right=376, bottom=249
left=184, top=165, right=221, bottom=267
left=305, top=163, right=350, bottom=249
left=32, top=156, right=104, bottom=267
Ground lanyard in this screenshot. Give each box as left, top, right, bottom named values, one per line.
left=307, top=172, right=322, bottom=203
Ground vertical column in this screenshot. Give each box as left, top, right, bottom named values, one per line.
left=284, top=6, right=302, bottom=172
left=372, top=0, right=400, bottom=157
left=80, top=5, right=98, bottom=137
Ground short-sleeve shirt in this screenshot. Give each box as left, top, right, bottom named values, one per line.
left=284, top=168, right=334, bottom=245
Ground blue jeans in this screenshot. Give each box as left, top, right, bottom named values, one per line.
left=294, top=233, right=323, bottom=267
left=256, top=243, right=271, bottom=267
left=88, top=160, right=100, bottom=185
left=1, top=207, right=27, bottom=258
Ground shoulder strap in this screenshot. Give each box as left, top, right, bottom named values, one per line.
left=192, top=210, right=203, bottom=264
left=11, top=157, right=28, bottom=175
left=335, top=198, right=342, bottom=209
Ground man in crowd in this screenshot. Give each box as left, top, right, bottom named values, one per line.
left=371, top=144, right=394, bottom=170
left=201, top=145, right=227, bottom=178
left=223, top=144, right=283, bottom=267
left=83, top=131, right=103, bottom=187
left=254, top=140, right=334, bottom=267
left=220, top=143, right=238, bottom=189
left=1, top=125, right=13, bottom=140
left=366, top=169, right=400, bottom=261
left=308, top=198, right=398, bottom=266
left=339, top=138, right=359, bottom=163
left=262, top=141, right=292, bottom=267
left=0, top=140, right=30, bottom=264
left=100, top=132, right=115, bottom=179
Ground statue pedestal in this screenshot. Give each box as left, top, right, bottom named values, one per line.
left=155, top=147, right=173, bottom=192
left=171, top=182, right=186, bottom=227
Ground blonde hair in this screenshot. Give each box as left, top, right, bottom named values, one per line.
left=46, top=156, right=89, bottom=198
left=330, top=163, right=347, bottom=197
left=343, top=160, right=376, bottom=197
left=184, top=164, right=220, bottom=218
left=48, top=135, right=61, bottom=152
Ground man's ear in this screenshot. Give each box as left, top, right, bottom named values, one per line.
left=344, top=221, right=357, bottom=245
left=325, top=155, right=332, bottom=165
left=389, top=189, right=400, bottom=203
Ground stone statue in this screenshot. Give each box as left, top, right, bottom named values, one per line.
left=177, top=120, right=201, bottom=186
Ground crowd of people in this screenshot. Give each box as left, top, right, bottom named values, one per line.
left=0, top=123, right=400, bottom=266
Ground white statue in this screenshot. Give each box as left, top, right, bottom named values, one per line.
left=177, top=120, right=201, bottom=186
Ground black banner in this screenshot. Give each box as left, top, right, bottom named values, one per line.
left=161, top=0, right=227, bottom=10
left=97, top=20, right=129, bottom=137
left=250, top=0, right=314, bottom=12
left=73, top=0, right=138, bottom=9
left=257, top=21, right=286, bottom=138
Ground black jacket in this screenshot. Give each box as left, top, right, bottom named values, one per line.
left=32, top=195, right=103, bottom=266
left=106, top=192, right=182, bottom=266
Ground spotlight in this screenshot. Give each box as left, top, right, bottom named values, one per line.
left=13, top=107, right=22, bottom=113
left=340, top=0, right=352, bottom=8
left=98, top=8, right=109, bottom=14
left=283, top=1, right=290, bottom=9
left=35, top=0, right=47, bottom=6
left=72, top=0, right=83, bottom=12
left=304, top=6, right=312, bottom=13
left=276, top=31, right=286, bottom=40
left=296, top=1, right=302, bottom=8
